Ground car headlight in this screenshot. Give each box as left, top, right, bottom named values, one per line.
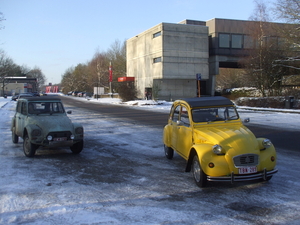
left=262, top=139, right=272, bottom=148
left=47, top=135, right=53, bottom=141
left=212, top=144, right=224, bottom=155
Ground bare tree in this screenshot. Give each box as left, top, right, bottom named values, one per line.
left=272, top=0, right=300, bottom=90
left=240, top=1, right=297, bottom=96
left=0, top=12, right=5, bottom=30
left=27, top=66, right=47, bottom=91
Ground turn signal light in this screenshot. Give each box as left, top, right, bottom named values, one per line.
left=208, top=162, right=215, bottom=168
left=271, top=156, right=275, bottom=162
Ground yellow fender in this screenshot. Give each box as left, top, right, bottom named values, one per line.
left=186, top=144, right=232, bottom=177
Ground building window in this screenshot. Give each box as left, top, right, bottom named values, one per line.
left=232, top=34, right=243, bottom=48
left=153, top=57, right=161, bottom=63
left=219, top=33, right=230, bottom=48
left=244, top=35, right=254, bottom=49
left=153, top=31, right=161, bottom=38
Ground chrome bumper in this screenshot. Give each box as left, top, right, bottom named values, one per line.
left=207, top=168, right=278, bottom=183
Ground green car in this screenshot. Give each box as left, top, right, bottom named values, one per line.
left=11, top=96, right=84, bottom=157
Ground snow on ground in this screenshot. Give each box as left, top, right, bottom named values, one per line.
left=1, top=96, right=300, bottom=224
left=67, top=95, right=300, bottom=131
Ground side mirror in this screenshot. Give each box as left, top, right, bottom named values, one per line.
left=244, top=118, right=250, bottom=123
left=67, top=110, right=72, bottom=114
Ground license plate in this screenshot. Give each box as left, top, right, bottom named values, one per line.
left=53, top=137, right=67, bottom=141
left=238, top=166, right=257, bottom=174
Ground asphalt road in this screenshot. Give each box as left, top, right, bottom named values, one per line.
left=60, top=96, right=299, bottom=152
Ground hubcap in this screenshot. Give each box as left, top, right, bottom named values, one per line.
left=24, top=138, right=30, bottom=154
left=193, top=160, right=201, bottom=182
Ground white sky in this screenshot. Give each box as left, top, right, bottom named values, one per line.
left=1, top=0, right=278, bottom=84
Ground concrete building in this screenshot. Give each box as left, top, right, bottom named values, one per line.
left=127, top=22, right=209, bottom=100
left=1, top=77, right=37, bottom=96
left=127, top=18, right=293, bottom=100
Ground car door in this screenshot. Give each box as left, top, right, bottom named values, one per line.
left=175, top=105, right=193, bottom=159
left=171, top=105, right=180, bottom=150
left=15, top=101, right=27, bottom=137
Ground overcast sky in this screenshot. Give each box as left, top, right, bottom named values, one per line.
left=1, top=0, right=278, bottom=84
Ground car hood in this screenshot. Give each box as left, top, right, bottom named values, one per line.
left=27, top=115, right=74, bottom=132
left=194, top=123, right=259, bottom=153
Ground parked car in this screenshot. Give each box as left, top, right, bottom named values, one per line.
left=11, top=96, right=84, bottom=157
left=11, top=93, right=34, bottom=101
left=163, top=96, right=278, bottom=187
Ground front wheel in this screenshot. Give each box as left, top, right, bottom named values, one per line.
left=70, top=140, right=83, bottom=154
left=12, top=131, right=18, bottom=144
left=164, top=145, right=174, bottom=159
left=192, top=155, right=207, bottom=187
left=23, top=135, right=37, bottom=157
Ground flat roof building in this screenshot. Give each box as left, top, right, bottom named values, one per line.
left=127, top=18, right=295, bottom=100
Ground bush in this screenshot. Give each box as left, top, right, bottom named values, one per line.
left=117, top=82, right=137, bottom=102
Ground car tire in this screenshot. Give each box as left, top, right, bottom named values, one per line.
left=164, top=145, right=174, bottom=159
left=192, top=155, right=207, bottom=187
left=12, top=131, right=18, bottom=144
left=23, top=135, right=37, bottom=157
left=70, top=140, right=83, bottom=154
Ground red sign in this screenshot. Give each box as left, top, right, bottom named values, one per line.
left=118, top=77, right=135, bottom=82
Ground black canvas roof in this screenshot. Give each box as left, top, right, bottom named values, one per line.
left=181, top=96, right=234, bottom=108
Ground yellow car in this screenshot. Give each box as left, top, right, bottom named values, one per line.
left=163, top=96, right=278, bottom=187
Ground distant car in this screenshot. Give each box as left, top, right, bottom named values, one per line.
left=11, top=93, right=33, bottom=101
left=11, top=95, right=19, bottom=101
left=163, top=96, right=278, bottom=187
left=72, top=91, right=80, bottom=96
left=11, top=96, right=84, bottom=157
left=77, top=92, right=84, bottom=97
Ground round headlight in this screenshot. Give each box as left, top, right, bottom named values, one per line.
left=262, top=139, right=272, bottom=148
left=212, top=144, right=223, bottom=155
left=70, top=135, right=75, bottom=140
left=47, top=135, right=53, bottom=141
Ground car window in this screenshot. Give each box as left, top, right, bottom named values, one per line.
left=180, top=106, right=190, bottom=126
left=172, top=105, right=180, bottom=122
left=21, top=102, right=27, bottom=115
left=16, top=102, right=22, bottom=113
left=192, top=106, right=239, bottom=122
left=28, top=102, right=65, bottom=114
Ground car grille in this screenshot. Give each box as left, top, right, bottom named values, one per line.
left=233, top=154, right=259, bottom=167
left=47, top=131, right=72, bottom=139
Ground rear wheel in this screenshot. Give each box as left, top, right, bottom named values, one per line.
left=192, top=155, right=207, bottom=187
left=164, top=145, right=174, bottom=159
left=12, top=131, right=18, bottom=143
left=70, top=140, right=83, bottom=154
left=23, top=135, right=37, bottom=157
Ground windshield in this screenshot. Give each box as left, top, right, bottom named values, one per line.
left=28, top=102, right=65, bottom=114
left=192, top=106, right=239, bottom=123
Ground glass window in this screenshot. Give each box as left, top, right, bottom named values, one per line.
left=172, top=106, right=180, bottom=122
left=232, top=34, right=243, bottom=48
left=192, top=107, right=239, bottom=122
left=28, top=102, right=65, bottom=114
left=21, top=102, right=27, bottom=115
left=219, top=33, right=230, bottom=48
left=153, top=57, right=161, bottom=63
left=244, top=35, right=254, bottom=49
left=153, top=31, right=161, bottom=38
left=180, top=106, right=190, bottom=126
